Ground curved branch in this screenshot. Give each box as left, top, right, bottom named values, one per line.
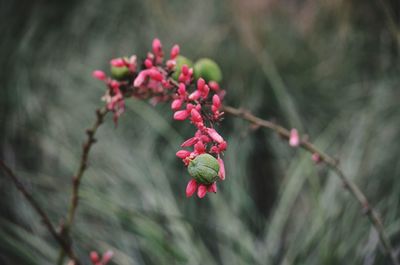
left=0, top=160, right=80, bottom=264
left=57, top=106, right=109, bottom=265
left=221, top=105, right=399, bottom=265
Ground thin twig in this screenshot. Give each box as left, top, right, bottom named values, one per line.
left=221, top=105, right=399, bottom=265
left=0, top=160, right=81, bottom=264
left=57, top=107, right=109, bottom=265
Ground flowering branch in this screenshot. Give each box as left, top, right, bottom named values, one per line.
left=0, top=160, right=81, bottom=264
left=221, top=105, right=399, bottom=265
left=57, top=107, right=108, bottom=264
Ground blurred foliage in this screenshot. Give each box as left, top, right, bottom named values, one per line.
left=1, top=0, right=400, bottom=264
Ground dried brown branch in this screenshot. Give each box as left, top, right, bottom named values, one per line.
left=222, top=105, right=399, bottom=265
left=57, top=106, right=109, bottom=265
left=0, top=160, right=81, bottom=264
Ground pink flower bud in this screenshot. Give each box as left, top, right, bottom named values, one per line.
left=110, top=80, right=120, bottom=90
left=178, top=83, right=186, bottom=95
left=210, top=145, right=219, bottom=153
left=207, top=182, right=217, bottom=193
left=186, top=103, right=195, bottom=111
left=191, top=109, right=202, bottom=123
left=186, top=179, right=198, bottom=197
left=133, top=70, right=146, bottom=87
left=200, top=135, right=211, bottom=143
left=90, top=251, right=100, bottom=264
left=182, top=65, right=189, bottom=75
left=92, top=70, right=106, bottom=81
left=218, top=156, right=225, bottom=180
left=209, top=81, right=220, bottom=91
left=219, top=141, right=227, bottom=151
left=312, top=153, right=321, bottom=163
left=197, top=184, right=207, bottom=198
left=170, top=44, right=180, bottom=59
left=207, top=128, right=224, bottom=143
left=188, top=90, right=201, bottom=101
left=197, top=78, right=205, bottom=91
left=202, top=84, right=210, bottom=98
left=166, top=60, right=176, bottom=70
left=171, top=99, right=183, bottom=110
left=110, top=58, right=125, bottom=67
left=144, top=59, right=153, bottom=68
left=212, top=94, right=221, bottom=108
left=181, top=137, right=197, bottom=147
left=194, top=141, right=205, bottom=154
left=173, top=110, right=189, bottom=120
left=149, top=69, right=163, bottom=81
left=289, top=129, right=300, bottom=147
left=152, top=38, right=162, bottom=54
left=102, top=250, right=114, bottom=264
left=176, top=150, right=191, bottom=159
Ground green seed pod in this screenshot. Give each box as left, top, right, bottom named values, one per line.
left=110, top=65, right=130, bottom=80
left=188, top=154, right=220, bottom=185
left=193, top=58, right=222, bottom=83
left=172, top=55, right=194, bottom=80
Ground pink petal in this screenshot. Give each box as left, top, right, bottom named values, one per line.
left=218, top=156, right=225, bottom=180
left=133, top=70, right=147, bottom=87
left=190, top=109, right=202, bottom=123
left=312, top=153, right=321, bottom=163
left=207, top=128, right=224, bottom=143
left=181, top=65, right=189, bottom=75
left=102, top=250, right=114, bottom=264
left=188, top=90, right=201, bottom=101
left=90, top=251, right=100, bottom=264
left=207, top=182, right=217, bottom=193
left=171, top=99, right=183, bottom=110
left=149, top=69, right=163, bottom=81
left=176, top=150, right=191, bottom=159
left=209, top=81, right=220, bottom=91
left=194, top=141, right=205, bottom=154
left=197, top=185, right=207, bottom=198
left=173, top=110, right=189, bottom=121
left=219, top=141, right=227, bottom=151
left=92, top=70, right=106, bottom=81
left=181, top=137, right=197, bottom=147
left=186, top=179, right=198, bottom=197
left=144, top=59, right=153, bottom=68
left=202, top=84, right=210, bottom=98
left=110, top=58, right=125, bottom=67
left=170, top=44, right=180, bottom=59
left=152, top=38, right=162, bottom=54
left=177, top=83, right=186, bottom=95
left=197, top=78, right=205, bottom=91
left=212, top=94, right=221, bottom=108
left=289, top=129, right=300, bottom=147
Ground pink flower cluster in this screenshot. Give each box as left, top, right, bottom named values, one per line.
left=173, top=79, right=227, bottom=198
left=93, top=38, right=227, bottom=199
left=90, top=250, right=113, bottom=265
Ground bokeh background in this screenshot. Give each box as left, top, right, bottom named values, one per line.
left=1, top=0, right=400, bottom=264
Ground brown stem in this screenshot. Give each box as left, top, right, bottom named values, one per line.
left=0, top=160, right=81, bottom=264
left=57, top=107, right=109, bottom=265
left=221, top=105, right=399, bottom=265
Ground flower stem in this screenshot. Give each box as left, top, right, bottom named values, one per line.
left=0, top=160, right=81, bottom=264
left=221, top=105, right=399, bottom=265
left=57, top=107, right=108, bottom=265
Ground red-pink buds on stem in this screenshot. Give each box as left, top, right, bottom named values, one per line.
left=289, top=128, right=300, bottom=147
left=93, top=38, right=227, bottom=199
left=92, top=70, right=106, bottom=81
left=90, top=250, right=113, bottom=265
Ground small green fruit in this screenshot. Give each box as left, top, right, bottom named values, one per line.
left=172, top=55, right=193, bottom=80
left=193, top=58, right=222, bottom=83
left=111, top=65, right=130, bottom=80
left=188, top=154, right=220, bottom=185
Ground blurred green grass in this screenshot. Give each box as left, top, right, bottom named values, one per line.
left=1, top=0, right=399, bottom=264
